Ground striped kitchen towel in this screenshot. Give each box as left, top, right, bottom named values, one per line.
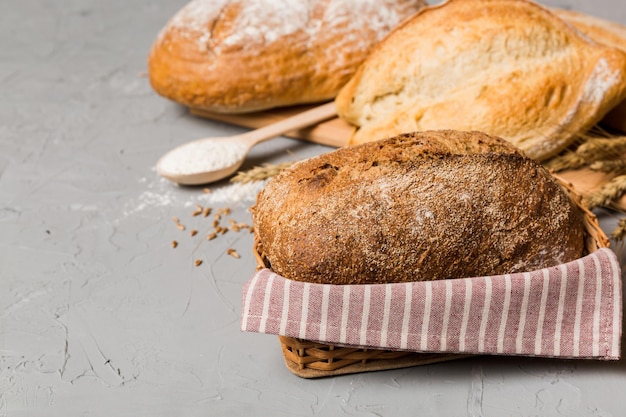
left=241, top=248, right=623, bottom=359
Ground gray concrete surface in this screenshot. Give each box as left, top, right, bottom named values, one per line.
left=2, top=0, right=626, bottom=416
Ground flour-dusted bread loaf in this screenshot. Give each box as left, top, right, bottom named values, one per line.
left=335, top=0, right=626, bottom=161
left=554, top=8, right=626, bottom=133
left=252, top=130, right=586, bottom=285
left=148, top=0, right=426, bottom=114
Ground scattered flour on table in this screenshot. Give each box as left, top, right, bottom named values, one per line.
left=122, top=174, right=267, bottom=218
left=197, top=180, right=267, bottom=206
left=121, top=176, right=177, bottom=217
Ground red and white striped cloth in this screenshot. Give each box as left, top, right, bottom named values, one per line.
left=241, top=248, right=622, bottom=359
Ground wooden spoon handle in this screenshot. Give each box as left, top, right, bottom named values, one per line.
left=236, top=101, right=338, bottom=146
left=191, top=102, right=344, bottom=147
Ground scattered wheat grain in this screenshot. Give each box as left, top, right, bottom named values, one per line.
left=227, top=248, right=240, bottom=259
left=192, top=205, right=203, bottom=216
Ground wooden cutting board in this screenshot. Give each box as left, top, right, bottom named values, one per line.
left=190, top=105, right=626, bottom=213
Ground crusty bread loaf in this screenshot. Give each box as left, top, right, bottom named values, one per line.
left=334, top=0, right=626, bottom=161
left=252, top=130, right=585, bottom=285
left=555, top=9, right=626, bottom=52
left=148, top=0, right=426, bottom=114
left=554, top=8, right=626, bottom=133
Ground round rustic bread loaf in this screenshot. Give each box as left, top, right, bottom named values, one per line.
left=252, top=130, right=585, bottom=284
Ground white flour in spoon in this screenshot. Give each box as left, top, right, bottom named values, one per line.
left=159, top=140, right=248, bottom=175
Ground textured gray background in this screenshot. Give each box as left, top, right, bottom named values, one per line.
left=2, top=0, right=626, bottom=416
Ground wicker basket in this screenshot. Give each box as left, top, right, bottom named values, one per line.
left=252, top=175, right=610, bottom=378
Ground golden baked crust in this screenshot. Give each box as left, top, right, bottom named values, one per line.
left=148, top=0, right=426, bottom=114
left=554, top=8, right=626, bottom=132
left=252, top=130, right=585, bottom=285
left=555, top=9, right=626, bottom=51
left=335, top=0, right=626, bottom=161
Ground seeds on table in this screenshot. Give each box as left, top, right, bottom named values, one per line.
left=170, top=205, right=250, bottom=262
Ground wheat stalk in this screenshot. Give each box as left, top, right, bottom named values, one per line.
left=589, top=159, right=626, bottom=174
left=611, top=218, right=626, bottom=242
left=231, top=162, right=295, bottom=183
left=544, top=152, right=587, bottom=172
left=576, top=136, right=626, bottom=160
left=544, top=135, right=626, bottom=172
left=587, top=175, right=626, bottom=210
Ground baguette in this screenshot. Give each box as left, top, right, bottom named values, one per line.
left=335, top=0, right=626, bottom=161
left=252, top=130, right=585, bottom=285
left=148, top=0, right=426, bottom=113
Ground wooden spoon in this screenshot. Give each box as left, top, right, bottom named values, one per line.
left=156, top=101, right=337, bottom=185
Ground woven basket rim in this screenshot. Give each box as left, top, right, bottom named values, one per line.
left=251, top=175, right=611, bottom=378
